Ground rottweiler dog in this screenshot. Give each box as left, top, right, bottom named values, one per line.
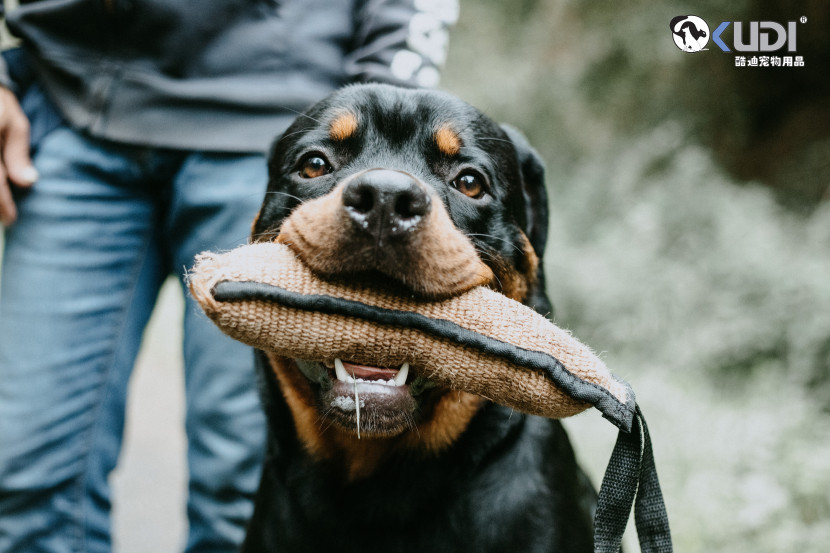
left=244, top=84, right=596, bottom=553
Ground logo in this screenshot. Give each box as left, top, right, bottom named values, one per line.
left=670, top=15, right=710, bottom=53
left=670, top=15, right=807, bottom=67
left=712, top=21, right=797, bottom=52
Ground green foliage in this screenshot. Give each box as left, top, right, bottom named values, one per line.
left=546, top=127, right=830, bottom=397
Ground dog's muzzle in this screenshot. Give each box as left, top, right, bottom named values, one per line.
left=275, top=171, right=493, bottom=298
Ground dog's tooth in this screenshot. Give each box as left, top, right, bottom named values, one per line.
left=334, top=358, right=351, bottom=383
left=393, top=363, right=409, bottom=387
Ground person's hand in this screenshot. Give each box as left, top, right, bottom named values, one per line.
left=0, top=87, right=38, bottom=226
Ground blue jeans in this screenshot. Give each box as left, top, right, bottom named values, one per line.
left=0, top=127, right=267, bottom=553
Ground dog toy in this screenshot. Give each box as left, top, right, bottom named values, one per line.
left=188, top=242, right=672, bottom=553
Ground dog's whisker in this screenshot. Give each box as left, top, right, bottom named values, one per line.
left=250, top=231, right=280, bottom=244
left=477, top=136, right=515, bottom=145
left=307, top=249, right=336, bottom=269
left=459, top=145, right=500, bottom=168
left=264, top=191, right=305, bottom=203
left=222, top=233, right=260, bottom=246
left=468, top=233, right=525, bottom=255
left=472, top=247, right=497, bottom=262
left=272, top=105, right=322, bottom=125
left=480, top=266, right=504, bottom=291
left=275, top=128, right=315, bottom=142
left=316, top=408, right=339, bottom=434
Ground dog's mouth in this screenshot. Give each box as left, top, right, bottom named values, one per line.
left=295, top=357, right=434, bottom=439
left=333, top=358, right=410, bottom=388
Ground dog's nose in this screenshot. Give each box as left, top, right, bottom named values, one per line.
left=342, top=170, right=430, bottom=241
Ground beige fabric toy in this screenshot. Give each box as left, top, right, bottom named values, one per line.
left=189, top=242, right=633, bottom=426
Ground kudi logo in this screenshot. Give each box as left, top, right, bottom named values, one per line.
left=671, top=15, right=806, bottom=67
left=711, top=21, right=797, bottom=52
left=670, top=15, right=710, bottom=52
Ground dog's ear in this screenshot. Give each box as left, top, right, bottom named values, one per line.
left=500, top=124, right=553, bottom=317
left=500, top=124, right=548, bottom=256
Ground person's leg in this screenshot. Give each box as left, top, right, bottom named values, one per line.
left=0, top=128, right=167, bottom=553
left=166, top=152, right=268, bottom=552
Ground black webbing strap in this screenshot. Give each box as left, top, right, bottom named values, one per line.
left=594, top=405, right=673, bottom=553
left=211, top=280, right=673, bottom=552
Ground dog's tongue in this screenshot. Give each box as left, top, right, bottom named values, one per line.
left=341, top=360, right=398, bottom=381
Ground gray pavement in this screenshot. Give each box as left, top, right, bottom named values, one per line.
left=111, top=279, right=187, bottom=553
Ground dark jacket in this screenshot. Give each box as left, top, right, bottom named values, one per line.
left=0, top=0, right=457, bottom=152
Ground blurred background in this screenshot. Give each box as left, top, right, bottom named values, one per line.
left=4, top=0, right=829, bottom=551
left=440, top=2, right=830, bottom=551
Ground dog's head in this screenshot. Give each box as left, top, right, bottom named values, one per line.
left=252, top=84, right=551, bottom=471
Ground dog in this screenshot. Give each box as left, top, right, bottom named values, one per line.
left=244, top=83, right=596, bottom=552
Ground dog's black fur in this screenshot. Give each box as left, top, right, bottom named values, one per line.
left=245, top=84, right=596, bottom=552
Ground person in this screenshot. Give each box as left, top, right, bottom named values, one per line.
left=0, top=1, right=458, bottom=551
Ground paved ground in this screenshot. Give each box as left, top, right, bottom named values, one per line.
left=111, top=279, right=187, bottom=553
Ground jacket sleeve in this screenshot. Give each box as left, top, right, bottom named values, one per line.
left=344, top=0, right=458, bottom=88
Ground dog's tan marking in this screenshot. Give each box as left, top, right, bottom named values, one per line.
left=401, top=391, right=483, bottom=453
left=250, top=210, right=262, bottom=240
left=519, top=231, right=540, bottom=292
left=330, top=111, right=359, bottom=141
left=486, top=231, right=539, bottom=302
left=435, top=125, right=461, bottom=156
left=267, top=354, right=328, bottom=458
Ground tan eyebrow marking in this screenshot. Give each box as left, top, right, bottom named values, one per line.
left=329, top=111, right=359, bottom=141
left=435, top=125, right=461, bottom=156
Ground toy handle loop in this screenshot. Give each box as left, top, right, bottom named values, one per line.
left=594, top=405, right=672, bottom=553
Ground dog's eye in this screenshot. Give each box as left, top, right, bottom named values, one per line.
left=452, top=172, right=484, bottom=199
left=299, top=155, right=331, bottom=179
